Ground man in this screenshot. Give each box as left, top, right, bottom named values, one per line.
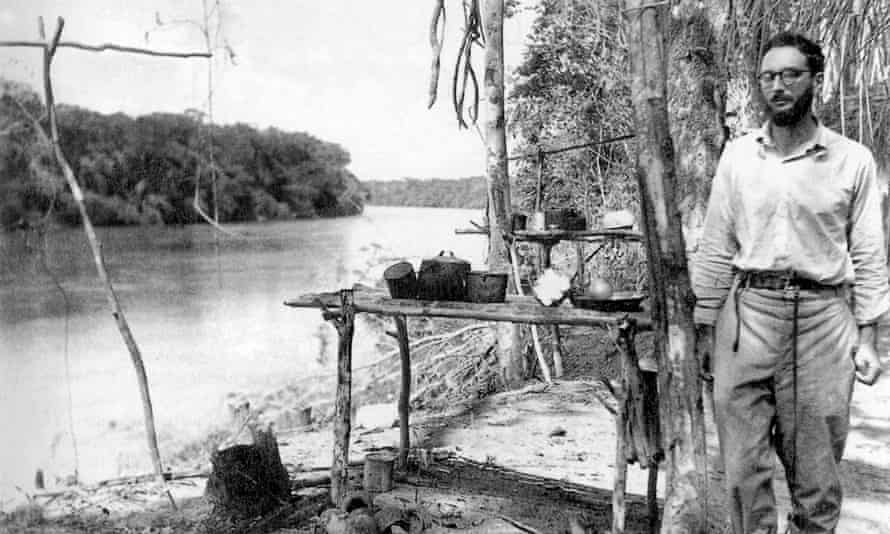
left=693, top=32, right=888, bottom=534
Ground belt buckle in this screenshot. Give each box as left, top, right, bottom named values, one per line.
left=780, top=271, right=800, bottom=299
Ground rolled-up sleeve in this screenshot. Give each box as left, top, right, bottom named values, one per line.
left=848, top=151, right=890, bottom=324
left=692, top=143, right=739, bottom=325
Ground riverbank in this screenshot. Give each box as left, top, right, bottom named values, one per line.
left=4, top=322, right=889, bottom=533
left=0, top=207, right=488, bottom=502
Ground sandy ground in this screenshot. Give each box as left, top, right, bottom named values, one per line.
left=274, top=367, right=889, bottom=533
left=4, top=335, right=889, bottom=533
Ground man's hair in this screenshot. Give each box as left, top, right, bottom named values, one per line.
left=761, top=32, right=825, bottom=74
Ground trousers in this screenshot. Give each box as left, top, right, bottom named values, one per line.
left=713, top=280, right=857, bottom=534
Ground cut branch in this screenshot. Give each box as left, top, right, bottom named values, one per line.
left=0, top=39, right=210, bottom=58
left=4, top=17, right=217, bottom=510
left=38, top=19, right=166, bottom=482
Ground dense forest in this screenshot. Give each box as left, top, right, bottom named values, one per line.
left=362, top=176, right=486, bottom=208
left=0, top=79, right=364, bottom=229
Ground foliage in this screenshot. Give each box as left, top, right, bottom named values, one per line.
left=0, top=80, right=363, bottom=229
left=506, top=0, right=890, bottom=290
left=362, top=177, right=487, bottom=209
left=508, top=0, right=636, bottom=221
left=721, top=0, right=890, bottom=168
left=507, top=0, right=646, bottom=290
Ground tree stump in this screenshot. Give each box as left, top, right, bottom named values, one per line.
left=205, top=426, right=290, bottom=517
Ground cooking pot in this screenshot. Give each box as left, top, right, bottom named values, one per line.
left=383, top=261, right=417, bottom=299
left=467, top=271, right=509, bottom=303
left=416, top=251, right=471, bottom=301
left=564, top=208, right=586, bottom=231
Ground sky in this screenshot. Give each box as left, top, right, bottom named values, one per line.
left=0, top=1, right=537, bottom=181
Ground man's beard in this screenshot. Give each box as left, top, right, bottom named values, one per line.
left=769, top=86, right=814, bottom=127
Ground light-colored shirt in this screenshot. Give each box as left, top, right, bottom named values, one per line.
left=692, top=121, right=890, bottom=326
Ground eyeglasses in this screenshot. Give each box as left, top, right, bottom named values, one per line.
left=757, top=68, right=811, bottom=86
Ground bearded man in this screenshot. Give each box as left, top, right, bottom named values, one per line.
left=693, top=32, right=888, bottom=534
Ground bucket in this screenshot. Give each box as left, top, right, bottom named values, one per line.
left=528, top=211, right=546, bottom=231
left=296, top=406, right=312, bottom=426
left=383, top=261, right=417, bottom=299
left=363, top=450, right=396, bottom=493
left=467, top=271, right=509, bottom=303
left=511, top=213, right=527, bottom=232
left=545, top=208, right=567, bottom=229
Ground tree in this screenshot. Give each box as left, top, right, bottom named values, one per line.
left=0, top=86, right=365, bottom=228
left=482, top=0, right=522, bottom=387
left=624, top=2, right=708, bottom=532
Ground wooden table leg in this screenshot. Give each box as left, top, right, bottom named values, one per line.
left=394, top=314, right=411, bottom=469
left=647, top=464, right=659, bottom=534
left=617, top=319, right=662, bottom=532
left=507, top=243, right=552, bottom=383
left=551, top=325, right=564, bottom=378
left=613, top=381, right=628, bottom=534
left=330, top=289, right=355, bottom=507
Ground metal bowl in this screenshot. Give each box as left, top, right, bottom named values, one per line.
left=570, top=291, right=647, bottom=312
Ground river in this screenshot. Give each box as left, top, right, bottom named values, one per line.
left=0, top=206, right=486, bottom=502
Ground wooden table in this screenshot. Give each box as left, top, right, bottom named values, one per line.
left=510, top=229, right=645, bottom=379
left=284, top=287, right=658, bottom=524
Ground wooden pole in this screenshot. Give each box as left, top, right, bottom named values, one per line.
left=394, top=314, right=411, bottom=468
left=618, top=320, right=660, bottom=467
left=482, top=0, right=522, bottom=388
left=330, top=289, right=356, bottom=506
left=612, top=380, right=628, bottom=534
left=550, top=326, right=564, bottom=378
left=622, top=2, right=707, bottom=532
left=648, top=465, right=660, bottom=534
left=0, top=39, right=209, bottom=57
left=32, top=16, right=167, bottom=484
left=507, top=243, right=552, bottom=383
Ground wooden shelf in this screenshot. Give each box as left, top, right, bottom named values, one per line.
left=511, top=228, right=643, bottom=242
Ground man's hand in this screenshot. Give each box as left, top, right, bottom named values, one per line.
left=695, top=323, right=716, bottom=382
left=853, top=343, right=883, bottom=385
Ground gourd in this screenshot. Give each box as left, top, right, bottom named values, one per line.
left=588, top=277, right=613, bottom=300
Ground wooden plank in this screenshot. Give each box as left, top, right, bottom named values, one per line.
left=285, top=290, right=652, bottom=330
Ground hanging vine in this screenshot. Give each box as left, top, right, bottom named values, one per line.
left=427, top=0, right=486, bottom=129
left=427, top=0, right=446, bottom=108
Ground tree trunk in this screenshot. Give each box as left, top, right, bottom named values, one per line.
left=667, top=2, right=730, bottom=530
left=666, top=0, right=728, bottom=253
left=622, top=2, right=708, bottom=533
left=483, top=0, right=522, bottom=388
left=205, top=426, right=289, bottom=517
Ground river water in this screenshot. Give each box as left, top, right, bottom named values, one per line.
left=0, top=206, right=486, bottom=502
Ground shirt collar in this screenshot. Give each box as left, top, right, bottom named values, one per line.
left=755, top=117, right=828, bottom=161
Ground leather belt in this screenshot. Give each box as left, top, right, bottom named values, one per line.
left=740, top=271, right=840, bottom=292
